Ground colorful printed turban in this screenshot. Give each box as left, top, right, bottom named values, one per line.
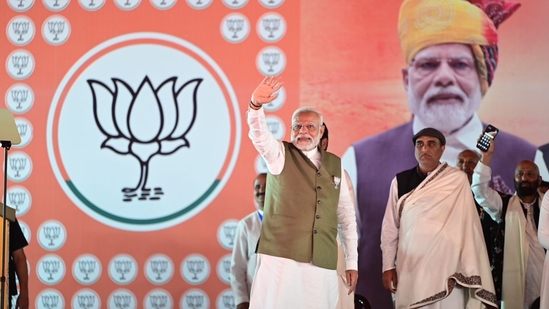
left=398, top=0, right=520, bottom=95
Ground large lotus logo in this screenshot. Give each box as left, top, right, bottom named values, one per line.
left=48, top=33, right=241, bottom=230
left=87, top=76, right=202, bottom=201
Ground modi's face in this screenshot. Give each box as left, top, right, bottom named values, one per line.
left=404, top=43, right=482, bottom=133
left=291, top=111, right=323, bottom=152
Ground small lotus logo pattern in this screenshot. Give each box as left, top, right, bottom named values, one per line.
left=88, top=76, right=202, bottom=201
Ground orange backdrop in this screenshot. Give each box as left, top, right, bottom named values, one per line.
left=1, top=0, right=548, bottom=308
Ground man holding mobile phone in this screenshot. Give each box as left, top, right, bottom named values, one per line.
left=342, top=1, right=549, bottom=307
left=476, top=125, right=499, bottom=152
left=472, top=138, right=545, bottom=309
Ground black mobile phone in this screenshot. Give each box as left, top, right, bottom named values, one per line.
left=476, top=124, right=499, bottom=152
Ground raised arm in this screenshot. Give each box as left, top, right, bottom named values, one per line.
left=471, top=138, right=503, bottom=222
left=247, top=76, right=285, bottom=175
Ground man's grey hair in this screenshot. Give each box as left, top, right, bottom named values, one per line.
left=291, top=107, right=323, bottom=125
left=458, top=149, right=482, bottom=159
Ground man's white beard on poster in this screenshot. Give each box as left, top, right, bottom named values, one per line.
left=408, top=86, right=481, bottom=133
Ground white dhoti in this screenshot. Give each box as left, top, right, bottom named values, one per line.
left=249, top=254, right=338, bottom=309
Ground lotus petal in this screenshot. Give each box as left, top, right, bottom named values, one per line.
left=88, top=80, right=118, bottom=137
left=159, top=139, right=188, bottom=155
left=112, top=79, right=136, bottom=139
left=171, top=79, right=202, bottom=139
left=101, top=137, right=131, bottom=155
left=127, top=77, right=162, bottom=143
left=155, top=77, right=178, bottom=140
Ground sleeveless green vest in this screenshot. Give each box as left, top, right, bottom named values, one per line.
left=257, top=142, right=341, bottom=270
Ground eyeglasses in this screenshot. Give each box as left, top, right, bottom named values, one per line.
left=292, top=123, right=318, bottom=132
left=410, top=57, right=476, bottom=77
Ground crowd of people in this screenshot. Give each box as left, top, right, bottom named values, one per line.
left=229, top=0, right=548, bottom=308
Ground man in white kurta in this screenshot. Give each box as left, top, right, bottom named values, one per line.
left=344, top=2, right=544, bottom=307
left=472, top=140, right=545, bottom=309
left=321, top=124, right=357, bottom=309
left=246, top=76, right=359, bottom=309
left=230, top=173, right=266, bottom=309
left=381, top=128, right=497, bottom=309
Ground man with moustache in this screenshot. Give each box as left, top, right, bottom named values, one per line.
left=456, top=150, right=482, bottom=185
left=473, top=140, right=545, bottom=309
left=456, top=150, right=503, bottom=302
left=230, top=173, right=266, bottom=309
left=246, top=76, right=358, bottom=309
left=342, top=1, right=549, bottom=307
left=381, top=128, right=496, bottom=308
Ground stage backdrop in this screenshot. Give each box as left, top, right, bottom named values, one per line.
left=1, top=0, right=548, bottom=308
left=2, top=0, right=298, bottom=308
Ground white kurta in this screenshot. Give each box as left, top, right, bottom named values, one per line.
left=230, top=210, right=262, bottom=305
left=472, top=162, right=545, bottom=309
left=336, top=170, right=357, bottom=309
left=538, top=194, right=549, bottom=309
left=247, top=107, right=358, bottom=309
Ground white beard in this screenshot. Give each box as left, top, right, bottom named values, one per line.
left=407, top=86, right=481, bottom=133
left=291, top=133, right=321, bottom=152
